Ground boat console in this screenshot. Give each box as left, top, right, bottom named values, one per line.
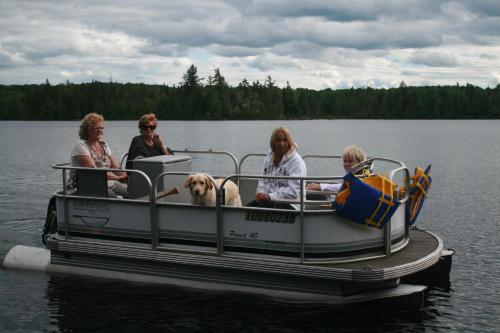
left=128, top=154, right=192, bottom=201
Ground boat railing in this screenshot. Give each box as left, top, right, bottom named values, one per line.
left=119, top=153, right=129, bottom=169
left=238, top=153, right=266, bottom=174
left=238, top=155, right=411, bottom=259
left=153, top=171, right=366, bottom=263
left=219, top=174, right=338, bottom=263
left=52, top=155, right=411, bottom=263
left=302, top=154, right=343, bottom=165
left=172, top=149, right=239, bottom=175
left=51, top=163, right=153, bottom=242
left=52, top=163, right=153, bottom=199
left=389, top=165, right=411, bottom=248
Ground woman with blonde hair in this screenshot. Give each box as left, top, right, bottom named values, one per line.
left=126, top=113, right=172, bottom=168
left=69, top=113, right=128, bottom=197
left=248, top=127, right=307, bottom=207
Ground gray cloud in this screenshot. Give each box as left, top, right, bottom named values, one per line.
left=1, top=0, right=500, bottom=88
left=462, top=0, right=500, bottom=16
left=409, top=52, right=463, bottom=67
left=231, top=0, right=444, bottom=21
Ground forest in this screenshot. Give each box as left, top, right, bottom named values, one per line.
left=1, top=65, right=499, bottom=120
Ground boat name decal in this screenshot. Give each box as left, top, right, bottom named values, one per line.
left=230, top=230, right=260, bottom=240
left=73, top=199, right=109, bottom=213
left=245, top=211, right=296, bottom=224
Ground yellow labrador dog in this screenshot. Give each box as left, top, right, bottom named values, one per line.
left=184, top=173, right=242, bottom=207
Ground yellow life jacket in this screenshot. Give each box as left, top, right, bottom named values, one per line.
left=407, top=165, right=432, bottom=225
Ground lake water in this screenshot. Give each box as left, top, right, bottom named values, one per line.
left=1, top=120, right=499, bottom=332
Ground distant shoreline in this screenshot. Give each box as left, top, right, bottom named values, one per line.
left=1, top=82, right=499, bottom=120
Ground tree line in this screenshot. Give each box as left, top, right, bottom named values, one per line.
left=1, top=65, right=499, bottom=120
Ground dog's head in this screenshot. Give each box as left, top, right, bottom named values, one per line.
left=184, top=173, right=213, bottom=197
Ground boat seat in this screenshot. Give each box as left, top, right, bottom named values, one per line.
left=238, top=178, right=259, bottom=205
left=275, top=198, right=333, bottom=211
left=76, top=169, right=108, bottom=198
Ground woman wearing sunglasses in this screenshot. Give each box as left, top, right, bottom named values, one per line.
left=126, top=113, right=172, bottom=168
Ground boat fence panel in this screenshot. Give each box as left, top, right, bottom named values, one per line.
left=157, top=204, right=218, bottom=251
left=222, top=208, right=302, bottom=258
left=238, top=178, right=259, bottom=205
left=56, top=196, right=152, bottom=242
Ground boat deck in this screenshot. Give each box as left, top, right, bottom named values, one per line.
left=331, top=229, right=439, bottom=269
left=48, top=229, right=441, bottom=282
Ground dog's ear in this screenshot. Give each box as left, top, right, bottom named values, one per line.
left=184, top=175, right=192, bottom=188
left=205, top=175, right=213, bottom=190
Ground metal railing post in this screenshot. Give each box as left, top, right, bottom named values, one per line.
left=150, top=184, right=158, bottom=250
left=385, top=166, right=411, bottom=256
left=62, top=169, right=69, bottom=240
left=216, top=183, right=223, bottom=256
left=384, top=220, right=392, bottom=256
left=300, top=179, right=305, bottom=264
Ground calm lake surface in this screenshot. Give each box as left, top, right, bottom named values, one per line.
left=1, top=120, right=499, bottom=332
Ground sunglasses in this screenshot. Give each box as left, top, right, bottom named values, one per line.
left=141, top=125, right=157, bottom=130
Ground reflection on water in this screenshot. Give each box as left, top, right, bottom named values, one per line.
left=45, top=274, right=451, bottom=333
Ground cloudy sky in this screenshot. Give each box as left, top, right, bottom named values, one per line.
left=1, top=0, right=500, bottom=89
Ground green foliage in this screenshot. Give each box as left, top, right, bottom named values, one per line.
left=0, top=67, right=499, bottom=120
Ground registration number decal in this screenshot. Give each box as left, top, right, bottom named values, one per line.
left=245, top=211, right=296, bottom=224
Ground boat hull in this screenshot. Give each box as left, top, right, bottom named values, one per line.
left=27, top=229, right=443, bottom=306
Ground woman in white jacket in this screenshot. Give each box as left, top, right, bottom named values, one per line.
left=248, top=127, right=307, bottom=208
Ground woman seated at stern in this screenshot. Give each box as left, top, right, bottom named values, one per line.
left=69, top=113, right=128, bottom=198
left=248, top=127, right=307, bottom=208
left=126, top=113, right=173, bottom=169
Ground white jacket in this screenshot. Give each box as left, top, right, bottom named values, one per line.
left=256, top=149, right=307, bottom=201
left=320, top=182, right=343, bottom=192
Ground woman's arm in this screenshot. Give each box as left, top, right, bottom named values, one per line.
left=74, top=155, right=96, bottom=168
left=109, top=155, right=128, bottom=181
left=153, top=134, right=169, bottom=155
left=320, top=183, right=342, bottom=192
left=76, top=153, right=126, bottom=181
left=306, top=183, right=321, bottom=190
left=255, top=153, right=271, bottom=201
left=127, top=136, right=146, bottom=161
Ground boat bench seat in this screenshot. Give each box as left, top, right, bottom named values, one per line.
left=275, top=198, right=333, bottom=211
left=76, top=169, right=108, bottom=198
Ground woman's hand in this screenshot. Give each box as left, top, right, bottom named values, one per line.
left=108, top=155, right=128, bottom=182
left=153, top=134, right=165, bottom=147
left=255, top=192, right=269, bottom=202
left=107, top=172, right=128, bottom=182
left=117, top=173, right=128, bottom=182
left=153, top=134, right=169, bottom=154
